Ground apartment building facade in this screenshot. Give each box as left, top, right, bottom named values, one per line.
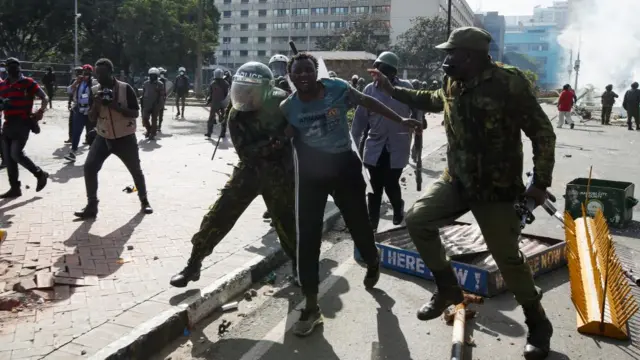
left=213, top=0, right=474, bottom=69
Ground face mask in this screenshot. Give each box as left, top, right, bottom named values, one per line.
left=376, top=64, right=396, bottom=80
left=179, top=71, right=185, bottom=76
left=150, top=75, right=158, bottom=82
left=7, top=65, right=20, bottom=77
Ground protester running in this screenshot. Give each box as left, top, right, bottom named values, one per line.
left=0, top=57, right=49, bottom=199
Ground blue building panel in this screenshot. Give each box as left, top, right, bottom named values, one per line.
left=504, top=24, right=562, bottom=89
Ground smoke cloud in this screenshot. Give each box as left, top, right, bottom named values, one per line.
left=558, top=0, right=640, bottom=94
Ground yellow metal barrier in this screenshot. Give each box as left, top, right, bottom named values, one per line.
left=565, top=207, right=639, bottom=340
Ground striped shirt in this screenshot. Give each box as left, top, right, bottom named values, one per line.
left=0, top=75, right=45, bottom=120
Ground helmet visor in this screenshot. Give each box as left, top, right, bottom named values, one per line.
left=269, top=62, right=287, bottom=78
left=230, top=77, right=269, bottom=112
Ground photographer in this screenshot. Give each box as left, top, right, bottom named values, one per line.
left=73, top=58, right=153, bottom=219
left=0, top=57, right=49, bottom=199
left=64, top=64, right=95, bottom=162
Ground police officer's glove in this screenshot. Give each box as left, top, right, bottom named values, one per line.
left=523, top=183, right=548, bottom=207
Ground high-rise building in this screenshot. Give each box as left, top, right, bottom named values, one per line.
left=474, top=11, right=505, bottom=62
left=214, top=0, right=474, bottom=69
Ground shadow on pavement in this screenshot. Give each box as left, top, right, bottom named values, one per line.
left=367, top=288, right=413, bottom=360
left=49, top=162, right=84, bottom=184
left=138, top=139, right=162, bottom=152
left=47, top=212, right=147, bottom=301
left=170, top=288, right=201, bottom=306
left=0, top=196, right=42, bottom=228
left=610, top=220, right=640, bottom=240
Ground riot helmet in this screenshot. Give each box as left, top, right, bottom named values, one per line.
left=268, top=54, right=289, bottom=78
left=373, top=51, right=399, bottom=79
left=230, top=61, right=274, bottom=112
left=213, top=68, right=224, bottom=79
left=148, top=67, right=160, bottom=81
left=328, top=71, right=337, bottom=78
left=178, top=66, right=186, bottom=76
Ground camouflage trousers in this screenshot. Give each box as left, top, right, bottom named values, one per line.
left=405, top=178, right=541, bottom=307
left=189, top=154, right=296, bottom=264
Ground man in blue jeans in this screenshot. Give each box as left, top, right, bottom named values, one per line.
left=65, top=65, right=94, bottom=162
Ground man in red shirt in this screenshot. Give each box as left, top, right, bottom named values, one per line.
left=557, top=84, right=575, bottom=129
left=0, top=57, right=50, bottom=198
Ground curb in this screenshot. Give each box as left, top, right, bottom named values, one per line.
left=89, top=206, right=342, bottom=360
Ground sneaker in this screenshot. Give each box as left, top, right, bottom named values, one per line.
left=293, top=306, right=323, bottom=337
left=64, top=139, right=72, bottom=144
left=64, top=152, right=76, bottom=162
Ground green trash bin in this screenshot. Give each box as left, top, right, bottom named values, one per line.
left=564, top=178, right=638, bottom=228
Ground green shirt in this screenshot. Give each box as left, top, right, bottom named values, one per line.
left=391, top=64, right=556, bottom=202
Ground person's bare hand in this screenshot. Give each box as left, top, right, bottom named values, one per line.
left=367, top=68, right=393, bottom=95
left=402, top=118, right=423, bottom=133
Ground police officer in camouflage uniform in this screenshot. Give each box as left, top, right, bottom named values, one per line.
left=140, top=67, right=164, bottom=140
left=600, top=84, right=618, bottom=125
left=170, top=62, right=297, bottom=288
left=370, top=27, right=556, bottom=360
left=157, top=67, right=168, bottom=132
left=205, top=69, right=229, bottom=139
left=623, top=82, right=640, bottom=130
left=269, top=54, right=291, bottom=94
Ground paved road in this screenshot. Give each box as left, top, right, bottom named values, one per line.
left=156, top=110, right=640, bottom=360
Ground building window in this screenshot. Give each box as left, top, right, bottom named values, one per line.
left=292, top=36, right=307, bottom=44
left=222, top=37, right=231, bottom=44
left=258, top=50, right=267, bottom=57
left=377, top=20, right=391, bottom=29
left=223, top=11, right=231, bottom=18
left=257, top=37, right=267, bottom=43
left=371, top=6, right=390, bottom=14
left=274, top=9, right=289, bottom=16
left=223, top=0, right=231, bottom=4
left=240, top=37, right=248, bottom=44
left=311, top=21, right=328, bottom=29
left=293, top=22, right=307, bottom=29
left=240, top=0, right=249, bottom=3
left=311, top=7, right=328, bottom=15
left=331, top=7, right=348, bottom=15
left=258, top=23, right=267, bottom=30
left=330, top=21, right=347, bottom=29
left=240, top=10, right=249, bottom=17
left=292, top=8, right=309, bottom=16
left=240, top=23, right=248, bottom=31
left=222, top=24, right=231, bottom=31
left=258, top=0, right=267, bottom=3
left=273, top=23, right=289, bottom=30
left=258, top=9, right=267, bottom=17
left=240, top=50, right=248, bottom=57
left=351, top=6, right=369, bottom=14
left=222, top=50, right=231, bottom=57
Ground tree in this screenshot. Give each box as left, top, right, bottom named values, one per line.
left=392, top=16, right=448, bottom=80
left=315, top=15, right=390, bottom=55
left=0, top=0, right=76, bottom=61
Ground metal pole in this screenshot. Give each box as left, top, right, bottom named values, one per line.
left=74, top=0, right=78, bottom=66
left=195, top=0, right=204, bottom=98
left=574, top=33, right=581, bottom=90
left=447, top=0, right=453, bottom=36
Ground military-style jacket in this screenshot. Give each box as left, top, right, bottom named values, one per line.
left=601, top=90, right=618, bottom=107
left=227, top=87, right=291, bottom=163
left=623, top=88, right=640, bottom=112
left=141, top=80, right=164, bottom=111
left=390, top=63, right=556, bottom=202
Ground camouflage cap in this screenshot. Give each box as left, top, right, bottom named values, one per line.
left=435, top=27, right=492, bottom=52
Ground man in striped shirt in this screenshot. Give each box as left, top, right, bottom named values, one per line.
left=0, top=57, right=50, bottom=198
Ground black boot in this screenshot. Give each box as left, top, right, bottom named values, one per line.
left=170, top=260, right=202, bottom=288
left=263, top=210, right=271, bottom=219
left=0, top=182, right=21, bottom=199
left=35, top=170, right=49, bottom=192
left=523, top=301, right=553, bottom=360
left=363, top=256, right=381, bottom=289
left=140, top=197, right=153, bottom=214
left=74, top=200, right=99, bottom=219
left=416, top=267, right=464, bottom=321
left=392, top=199, right=405, bottom=226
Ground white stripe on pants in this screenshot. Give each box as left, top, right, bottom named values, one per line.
left=557, top=111, right=573, bottom=127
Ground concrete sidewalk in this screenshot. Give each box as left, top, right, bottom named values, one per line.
left=0, top=104, right=447, bottom=359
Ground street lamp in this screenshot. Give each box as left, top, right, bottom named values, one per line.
left=74, top=0, right=81, bottom=66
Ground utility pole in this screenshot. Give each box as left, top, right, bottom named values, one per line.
left=447, top=0, right=453, bottom=36
left=195, top=0, right=204, bottom=98
left=74, top=0, right=79, bottom=66
left=574, top=32, right=581, bottom=90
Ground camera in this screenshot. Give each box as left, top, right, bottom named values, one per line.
left=98, top=88, right=114, bottom=105
left=0, top=97, right=9, bottom=111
